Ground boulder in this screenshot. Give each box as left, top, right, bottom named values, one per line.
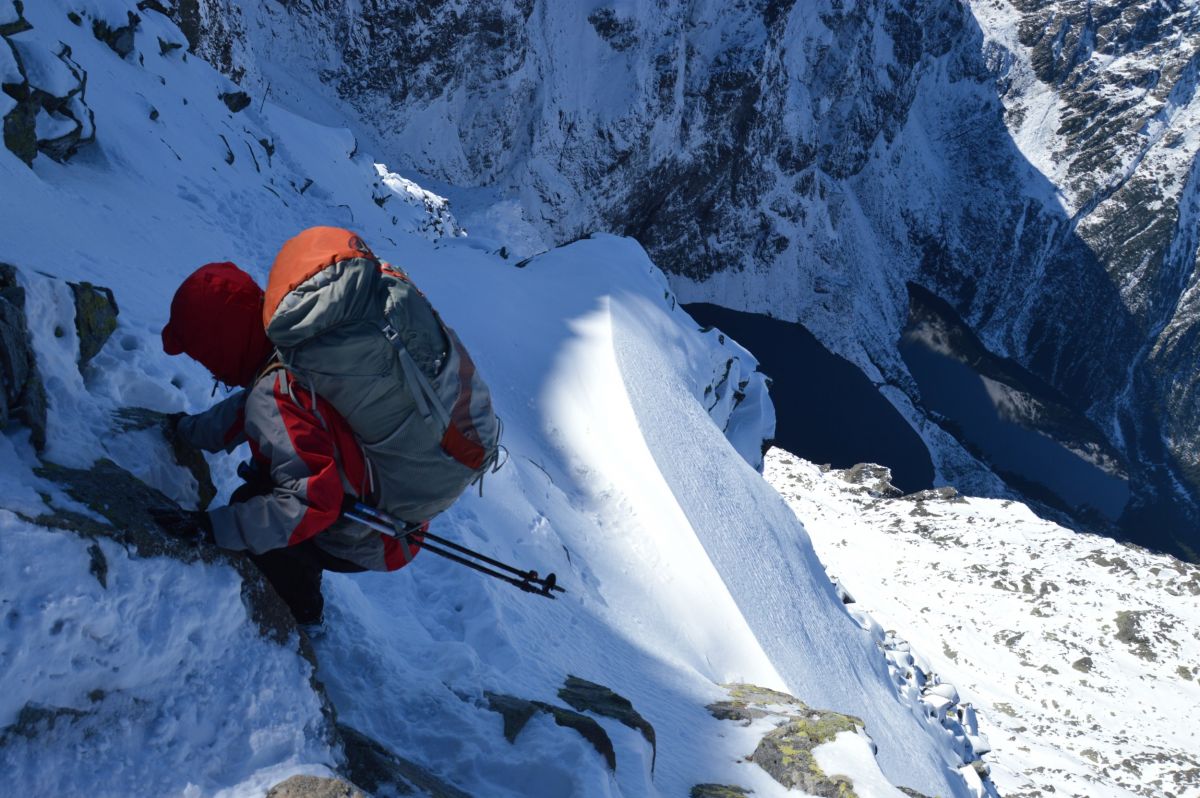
left=336, top=723, right=470, bottom=798
left=838, top=463, right=902, bottom=498
left=750, top=713, right=862, bottom=797
left=92, top=12, right=140, bottom=59
left=558, top=675, right=655, bottom=770
left=69, top=280, right=118, bottom=367
left=266, top=776, right=364, bottom=798
left=709, top=684, right=868, bottom=798
left=486, top=691, right=616, bottom=771
left=219, top=90, right=250, bottom=113
left=690, top=786, right=751, bottom=798
left=2, top=30, right=96, bottom=166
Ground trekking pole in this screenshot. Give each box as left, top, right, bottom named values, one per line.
left=343, top=501, right=565, bottom=599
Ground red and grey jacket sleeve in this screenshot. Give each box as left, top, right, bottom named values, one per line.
left=177, top=390, right=248, bottom=453
left=208, top=373, right=346, bottom=554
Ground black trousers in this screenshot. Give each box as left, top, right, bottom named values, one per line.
left=248, top=539, right=365, bottom=625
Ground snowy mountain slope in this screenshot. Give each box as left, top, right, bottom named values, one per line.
left=1, top=2, right=992, bottom=795
left=167, top=0, right=1200, bottom=554
left=766, top=448, right=1200, bottom=798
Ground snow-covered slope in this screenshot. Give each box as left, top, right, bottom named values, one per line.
left=1, top=2, right=992, bottom=796
left=167, top=0, right=1200, bottom=554
left=767, top=448, right=1200, bottom=798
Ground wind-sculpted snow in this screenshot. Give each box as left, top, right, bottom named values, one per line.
left=0, top=2, right=990, bottom=795
left=166, top=0, right=1200, bottom=554
left=769, top=448, right=1200, bottom=798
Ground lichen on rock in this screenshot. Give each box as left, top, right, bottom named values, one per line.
left=750, top=713, right=862, bottom=798
left=68, top=280, right=118, bottom=367
left=709, top=684, right=867, bottom=798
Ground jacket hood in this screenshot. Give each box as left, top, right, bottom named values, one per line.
left=162, top=262, right=274, bottom=388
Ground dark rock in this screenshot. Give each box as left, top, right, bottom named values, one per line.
left=266, top=776, right=364, bottom=798
left=87, top=541, right=108, bottom=588
left=158, top=37, right=182, bottom=56
left=2, top=37, right=97, bottom=165
left=709, top=684, right=866, bottom=797
left=897, top=788, right=935, bottom=798
left=336, top=723, right=469, bottom=798
left=838, top=463, right=902, bottom=498
left=114, top=407, right=217, bottom=510
left=690, top=786, right=752, bottom=798
left=2, top=75, right=38, bottom=166
left=0, top=703, right=88, bottom=746
left=1114, top=610, right=1157, bottom=661
left=137, top=1, right=177, bottom=17
left=558, top=675, right=655, bottom=770
left=92, top=12, right=141, bottom=59
left=902, top=486, right=965, bottom=504
left=485, top=692, right=616, bottom=771
left=30, top=458, right=296, bottom=645
left=219, top=90, right=251, bottom=113
left=1072, top=656, right=1094, bottom=673
left=0, top=263, right=47, bottom=449
left=68, top=280, right=118, bottom=367
left=588, top=8, right=637, bottom=51
left=706, top=701, right=769, bottom=723
left=0, top=1, right=30, bottom=37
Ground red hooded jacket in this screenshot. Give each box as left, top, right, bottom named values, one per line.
left=163, top=262, right=421, bottom=571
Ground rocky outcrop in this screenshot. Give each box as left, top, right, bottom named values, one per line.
left=707, top=684, right=865, bottom=798
left=557, top=675, right=655, bottom=770
left=336, top=723, right=470, bottom=798
left=91, top=11, right=140, bottom=59
left=485, top=691, right=616, bottom=771
left=266, top=776, right=364, bottom=798
left=114, top=406, right=217, bottom=509
left=2, top=7, right=96, bottom=166
left=29, top=457, right=300, bottom=644
left=69, top=280, right=118, bottom=367
left=689, top=786, right=751, bottom=798
left=0, top=263, right=46, bottom=449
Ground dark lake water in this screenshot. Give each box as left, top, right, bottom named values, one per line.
left=685, top=301, right=1132, bottom=531
left=900, top=336, right=1130, bottom=520
left=684, top=303, right=935, bottom=492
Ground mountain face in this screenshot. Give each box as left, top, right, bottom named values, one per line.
left=170, top=0, right=1200, bottom=555
left=1, top=2, right=1000, bottom=795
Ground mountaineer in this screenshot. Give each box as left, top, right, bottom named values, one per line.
left=156, top=227, right=502, bottom=627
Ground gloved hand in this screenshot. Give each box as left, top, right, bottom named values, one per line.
left=149, top=507, right=215, bottom=546
left=160, top=411, right=186, bottom=445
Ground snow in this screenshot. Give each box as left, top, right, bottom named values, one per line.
left=768, top=448, right=1200, bottom=798
left=813, top=731, right=916, bottom=798
left=0, top=518, right=334, bottom=798
left=9, top=35, right=76, bottom=96
left=0, top=2, right=988, bottom=796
